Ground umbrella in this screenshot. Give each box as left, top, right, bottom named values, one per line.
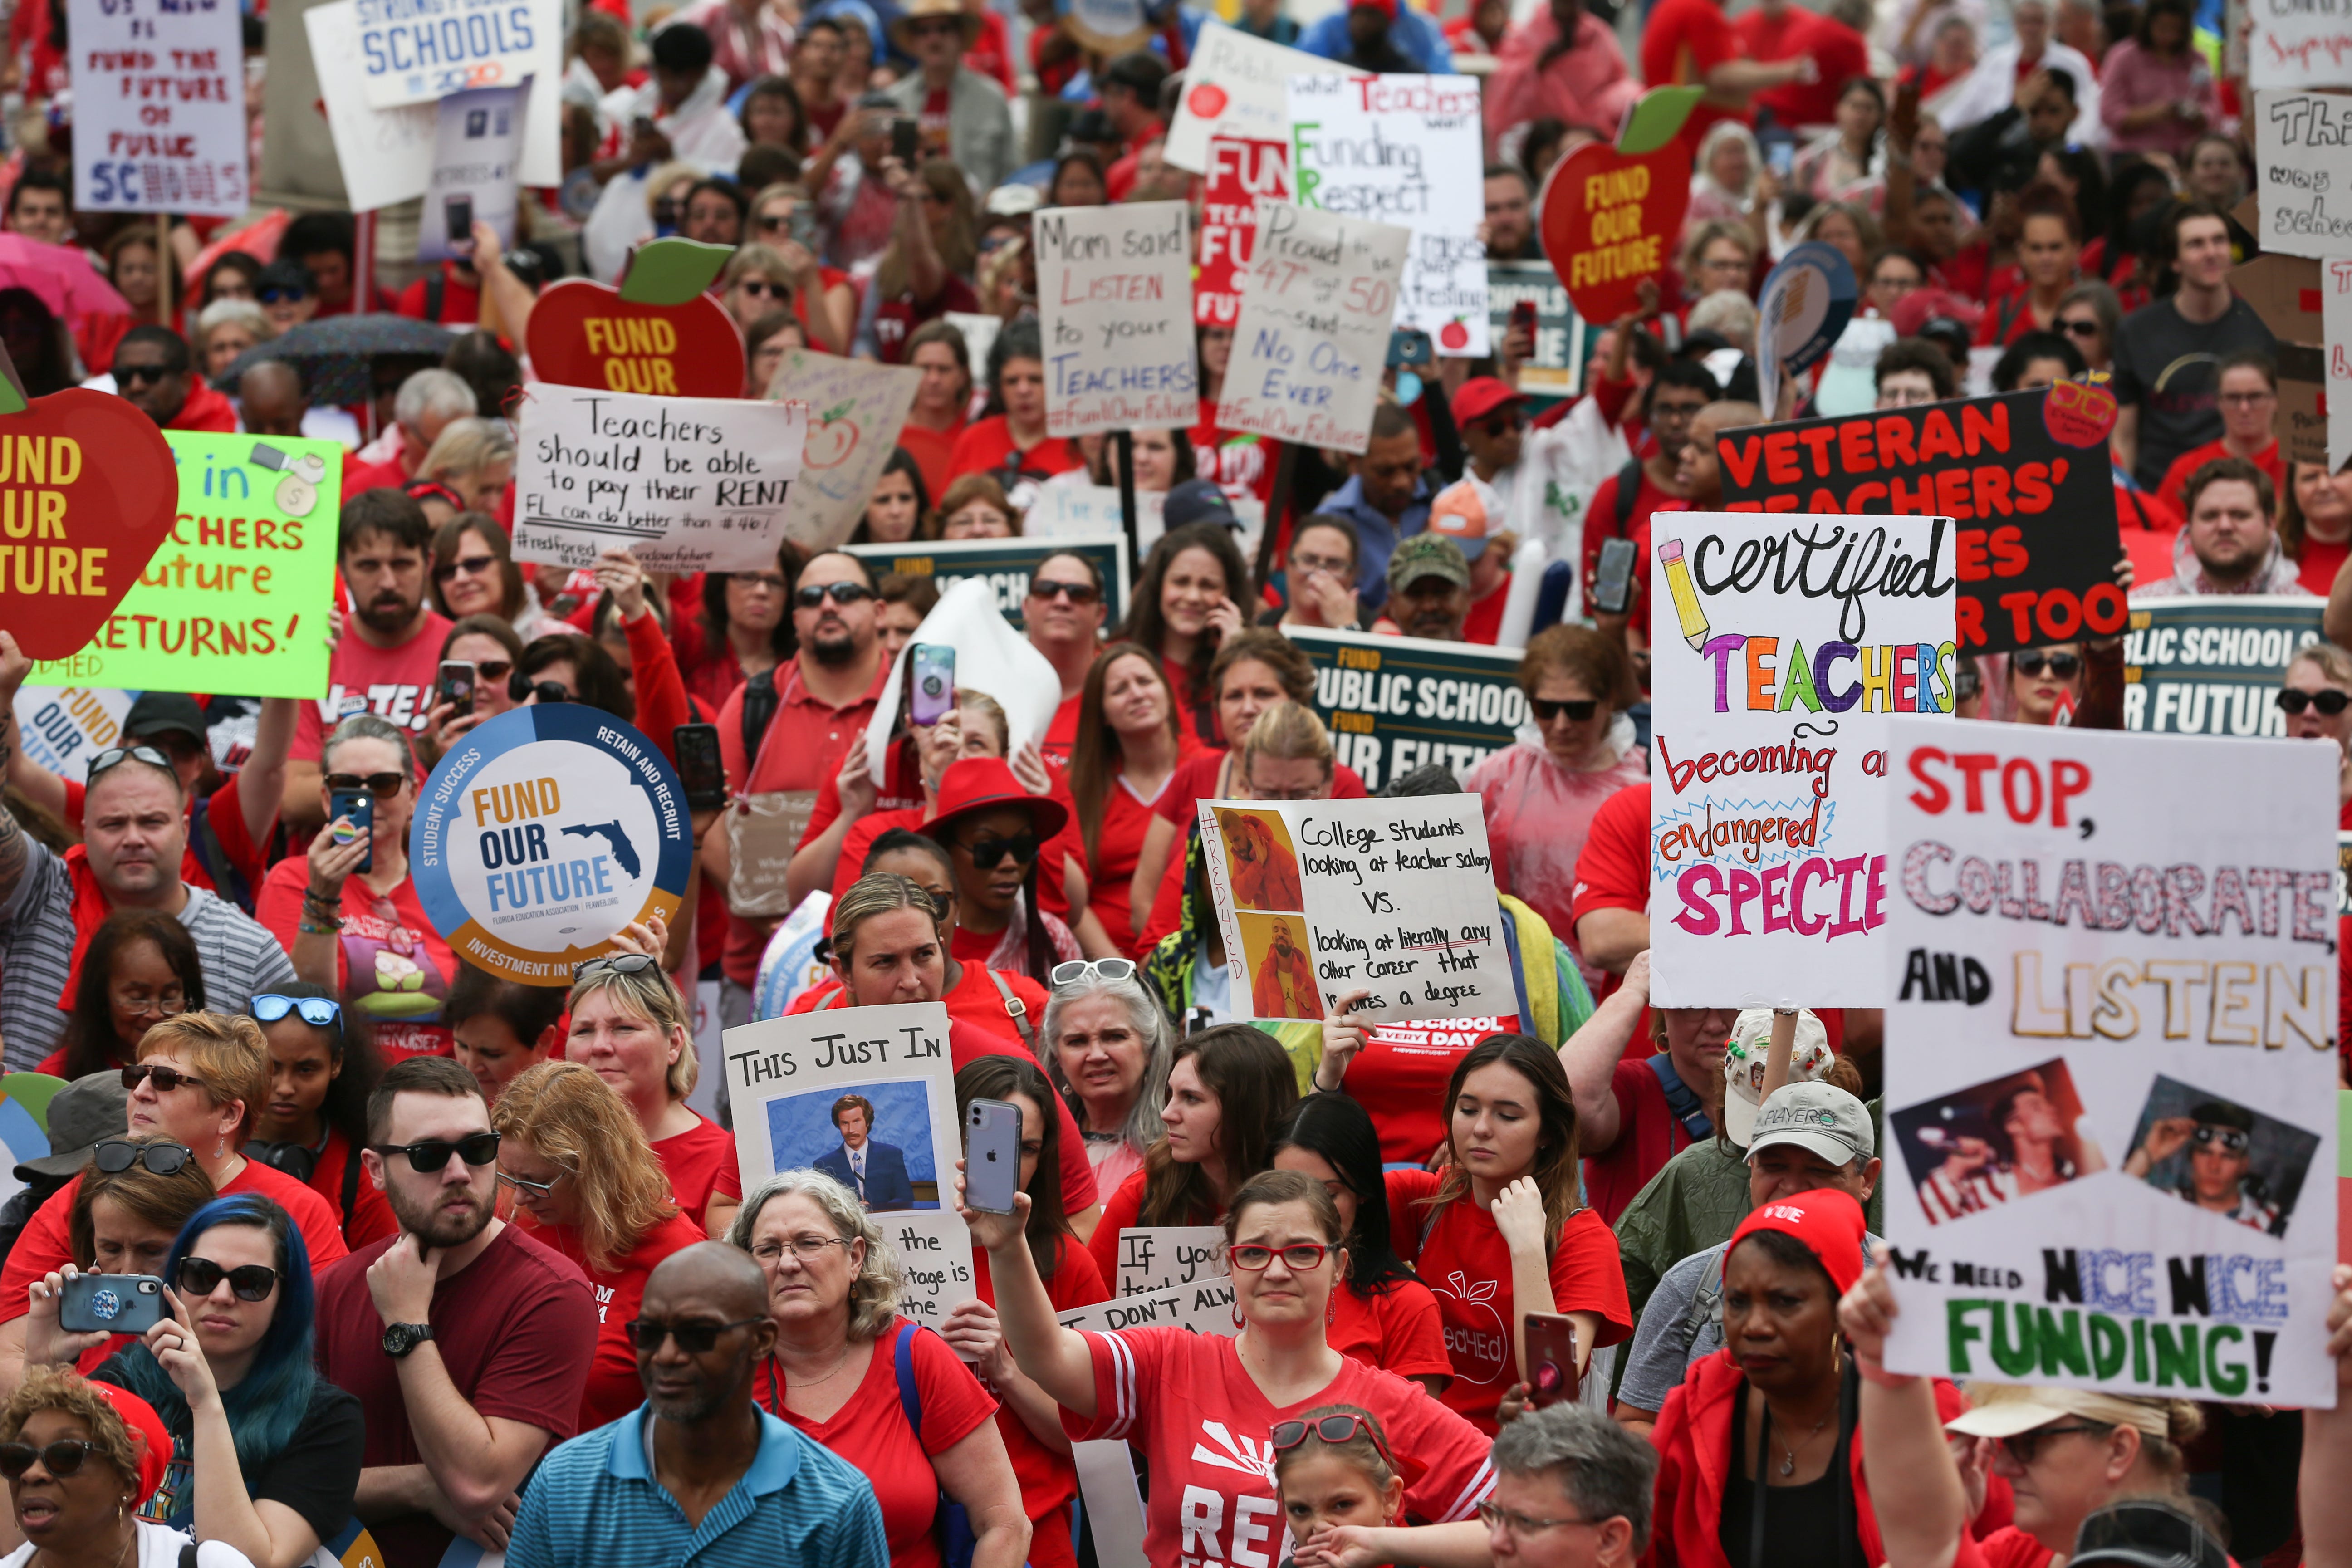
left=212, top=314, right=459, bottom=403
left=0, top=233, right=130, bottom=323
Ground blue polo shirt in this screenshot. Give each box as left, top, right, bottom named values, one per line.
left=1313, top=472, right=1434, bottom=608
left=507, top=1403, right=888, bottom=1568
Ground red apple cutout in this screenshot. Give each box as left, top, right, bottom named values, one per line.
left=526, top=238, right=748, bottom=400
left=1539, top=87, right=1699, bottom=323
left=0, top=388, right=180, bottom=661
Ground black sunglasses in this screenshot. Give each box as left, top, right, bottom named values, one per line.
left=93, top=1139, right=193, bottom=1176
left=1028, top=577, right=1101, bottom=605
left=2192, top=1124, right=2249, bottom=1152
left=115, top=363, right=174, bottom=387
left=372, top=1131, right=501, bottom=1172
left=957, top=831, right=1039, bottom=869
left=2277, top=688, right=2351, bottom=715
left=325, top=771, right=407, bottom=799
left=796, top=582, right=873, bottom=608
left=574, top=952, right=662, bottom=981
left=2059, top=318, right=2101, bottom=337
left=0, top=1441, right=100, bottom=1479
left=88, top=744, right=172, bottom=781
left=1530, top=697, right=1598, bottom=722
left=179, top=1256, right=279, bottom=1301
left=627, top=1315, right=768, bottom=1353
left=1997, top=1422, right=2108, bottom=1465
left=122, top=1063, right=206, bottom=1095
left=2013, top=650, right=2081, bottom=677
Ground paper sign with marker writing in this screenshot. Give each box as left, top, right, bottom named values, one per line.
left=1197, top=794, right=1516, bottom=1025
left=2249, top=0, right=2352, bottom=89
left=1288, top=74, right=1488, bottom=357
left=70, top=0, right=246, bottom=216
left=1165, top=21, right=1342, bottom=172
left=1214, top=201, right=1410, bottom=455
left=2326, top=258, right=2352, bottom=468
left=1197, top=137, right=1291, bottom=328
left=2255, top=92, right=2352, bottom=258
left=416, top=84, right=524, bottom=265
left=1034, top=202, right=1198, bottom=438
left=1115, top=1226, right=1230, bottom=1296
left=767, top=348, right=918, bottom=551
left=1647, top=512, right=1956, bottom=1008
left=1878, top=719, right=2339, bottom=1405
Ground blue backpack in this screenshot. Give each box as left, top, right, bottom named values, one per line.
left=890, top=1319, right=989, bottom=1568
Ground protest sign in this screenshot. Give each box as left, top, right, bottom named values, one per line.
left=1716, top=387, right=2122, bottom=657
left=1114, top=1225, right=1230, bottom=1295
left=1033, top=203, right=1198, bottom=437
left=1757, top=242, right=1859, bottom=421
left=510, top=385, right=807, bottom=574
left=1485, top=262, right=1588, bottom=400
left=844, top=533, right=1130, bottom=629
left=1288, top=74, right=1487, bottom=357
left=357, top=0, right=554, bottom=108
left=1286, top=627, right=1528, bottom=792
left=768, top=348, right=918, bottom=549
left=69, top=0, right=245, bottom=217
left=410, top=704, right=693, bottom=985
left=0, top=1077, right=56, bottom=1214
left=1165, top=21, right=1338, bottom=172
left=1026, top=484, right=1264, bottom=561
left=2328, top=259, right=2352, bottom=468
left=2249, top=1, right=2352, bottom=90
left=724, top=794, right=809, bottom=918
left=723, top=1001, right=976, bottom=1325
left=416, top=85, right=524, bottom=265
left=754, top=893, right=833, bottom=1021
left=1197, top=793, right=1518, bottom=1025
left=1648, top=511, right=1956, bottom=1008
left=1058, top=1274, right=1240, bottom=1334
left=2254, top=92, right=2352, bottom=258
left=2120, top=598, right=2324, bottom=734
left=1214, top=201, right=1411, bottom=454
left=1539, top=128, right=1690, bottom=323
left=1198, top=137, right=1291, bottom=328
left=527, top=246, right=749, bottom=402
left=11, top=686, right=132, bottom=778
left=1878, top=718, right=2339, bottom=1405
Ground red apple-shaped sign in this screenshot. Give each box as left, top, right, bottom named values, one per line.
left=1539, top=88, right=1699, bottom=323
left=525, top=238, right=748, bottom=400
left=0, top=387, right=179, bottom=661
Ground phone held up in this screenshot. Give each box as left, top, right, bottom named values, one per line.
left=58, top=1273, right=167, bottom=1337
left=673, top=723, right=728, bottom=813
left=1590, top=535, right=1638, bottom=616
left=1523, top=1313, right=1580, bottom=1409
left=438, top=660, right=476, bottom=712
left=909, top=642, right=956, bottom=728
left=329, top=788, right=375, bottom=875
left=965, top=1099, right=1022, bottom=1214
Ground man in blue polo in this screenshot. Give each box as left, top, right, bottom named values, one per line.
left=506, top=1243, right=887, bottom=1568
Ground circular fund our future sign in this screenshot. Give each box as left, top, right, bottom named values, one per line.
left=410, top=705, right=693, bottom=985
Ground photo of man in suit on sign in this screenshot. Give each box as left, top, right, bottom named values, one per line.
left=815, top=1093, right=915, bottom=1210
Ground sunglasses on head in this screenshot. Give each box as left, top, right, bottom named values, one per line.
left=0, top=1441, right=102, bottom=1480
left=88, top=744, right=172, bottom=781
left=1051, top=957, right=1136, bottom=987
left=325, top=771, right=407, bottom=799
left=2192, top=1124, right=2249, bottom=1152
left=2277, top=687, right=2350, bottom=715
left=2012, top=650, right=2081, bottom=678
left=179, top=1256, right=279, bottom=1301
left=93, top=1138, right=193, bottom=1176
left=122, top=1063, right=206, bottom=1095
left=1270, top=1413, right=1401, bottom=1474
left=957, top=831, right=1039, bottom=869
left=250, top=993, right=342, bottom=1026
left=796, top=581, right=872, bottom=608
left=1028, top=577, right=1101, bottom=605
left=1530, top=696, right=1598, bottom=723
left=372, top=1131, right=501, bottom=1172
left=574, top=952, right=662, bottom=982
left=627, top=1315, right=767, bottom=1353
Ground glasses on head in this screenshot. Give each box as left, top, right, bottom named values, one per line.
left=2278, top=687, right=2351, bottom=715
left=179, top=1256, right=279, bottom=1301
left=1270, top=1413, right=1402, bottom=1472
left=2192, top=1124, right=2249, bottom=1153
left=2012, top=650, right=2081, bottom=678
left=122, top=1063, right=206, bottom=1096
left=957, top=831, right=1039, bottom=869
left=498, top=1165, right=564, bottom=1197
left=0, top=1441, right=101, bottom=1480
left=93, top=1139, right=194, bottom=1176
left=2059, top=317, right=2101, bottom=338
left=627, top=1316, right=767, bottom=1353
left=751, top=1233, right=852, bottom=1264
left=1996, top=1422, right=2108, bottom=1466
left=1051, top=958, right=1137, bottom=988
left=1530, top=696, right=1598, bottom=723
left=796, top=581, right=873, bottom=608
left=372, top=1131, right=501, bottom=1173
left=250, top=993, right=343, bottom=1027
left=1227, top=1240, right=1328, bottom=1271
left=1027, top=577, right=1101, bottom=605
left=88, top=744, right=172, bottom=782
left=115, top=363, right=174, bottom=387
left=434, top=554, right=498, bottom=581
left=1476, top=1501, right=1597, bottom=1539
left=325, top=771, right=407, bottom=799
left=573, top=952, right=662, bottom=982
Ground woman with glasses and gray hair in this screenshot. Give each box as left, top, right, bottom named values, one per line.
left=725, top=1168, right=1029, bottom=1568
left=1040, top=956, right=1169, bottom=1194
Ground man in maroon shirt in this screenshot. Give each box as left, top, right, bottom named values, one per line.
left=1583, top=360, right=1715, bottom=639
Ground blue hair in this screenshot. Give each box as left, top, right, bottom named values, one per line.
left=111, top=1194, right=317, bottom=1509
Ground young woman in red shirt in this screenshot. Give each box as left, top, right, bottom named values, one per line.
left=897, top=322, right=973, bottom=502
left=1067, top=644, right=1194, bottom=959
left=687, top=564, right=793, bottom=712
left=947, top=319, right=1083, bottom=491
left=1119, top=521, right=1255, bottom=748
left=1041, top=960, right=1173, bottom=1197
left=245, top=985, right=396, bottom=1249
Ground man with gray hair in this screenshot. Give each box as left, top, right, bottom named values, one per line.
left=1485, top=1405, right=1658, bottom=1567
left=342, top=368, right=480, bottom=498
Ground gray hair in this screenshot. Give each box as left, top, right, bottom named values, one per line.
left=195, top=297, right=268, bottom=341
left=725, top=1169, right=905, bottom=1343
left=323, top=710, right=416, bottom=775
left=394, top=368, right=478, bottom=430
left=1688, top=289, right=1758, bottom=347
left=417, top=416, right=515, bottom=484
left=1490, top=1406, right=1661, bottom=1552
left=1039, top=968, right=1171, bottom=1159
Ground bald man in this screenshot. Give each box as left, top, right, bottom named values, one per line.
left=1674, top=401, right=1765, bottom=512
left=239, top=361, right=310, bottom=439
left=507, top=1241, right=888, bottom=1566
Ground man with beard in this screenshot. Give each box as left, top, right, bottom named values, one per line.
left=319, top=1056, right=596, bottom=1568
left=2135, top=457, right=2311, bottom=598
left=284, top=491, right=450, bottom=835
left=709, top=549, right=890, bottom=1029
left=1382, top=535, right=1476, bottom=643
left=1252, top=917, right=1322, bottom=1018
left=505, top=1244, right=889, bottom=1568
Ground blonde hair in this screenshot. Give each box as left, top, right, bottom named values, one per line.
left=2286, top=640, right=2352, bottom=688
left=419, top=416, right=516, bottom=487
left=722, top=242, right=795, bottom=290
left=1240, top=700, right=1333, bottom=782
left=832, top=872, right=941, bottom=960
left=956, top=688, right=1008, bottom=752
left=139, top=1012, right=268, bottom=1140
left=726, top=1169, right=904, bottom=1341
left=642, top=160, right=701, bottom=218
left=565, top=963, right=698, bottom=1100
left=492, top=1062, right=678, bottom=1272
left=0, top=1370, right=141, bottom=1493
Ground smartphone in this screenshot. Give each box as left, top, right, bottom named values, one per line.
left=1591, top=535, right=1638, bottom=616
left=59, top=1274, right=167, bottom=1336
left=444, top=194, right=474, bottom=250
left=1523, top=1312, right=1580, bottom=1410
left=1386, top=328, right=1434, bottom=368
left=890, top=115, right=920, bottom=165
left=673, top=723, right=728, bottom=813
left=438, top=659, right=477, bottom=711
left=329, top=788, right=374, bottom=875
left=909, top=642, right=956, bottom=727
left=1767, top=139, right=1796, bottom=178
left=965, top=1099, right=1023, bottom=1215
left=789, top=205, right=819, bottom=250
left=1510, top=300, right=1538, bottom=339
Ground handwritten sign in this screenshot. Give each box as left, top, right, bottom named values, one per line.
left=357, top=0, right=554, bottom=108
left=1878, top=719, right=2340, bottom=1403
left=69, top=0, right=246, bottom=217
left=1198, top=137, right=1290, bottom=328
left=2255, top=92, right=2352, bottom=259
left=768, top=348, right=918, bottom=551
left=416, top=85, right=524, bottom=264
left=1213, top=201, right=1410, bottom=455
left=1287, top=627, right=1529, bottom=792
left=1114, top=1225, right=1229, bottom=1296
left=1165, top=21, right=1339, bottom=172
left=2249, top=0, right=2352, bottom=89
left=1034, top=202, right=1197, bottom=438
left=2327, top=258, right=2352, bottom=467
left=725, top=1001, right=976, bottom=1325
left=1198, top=793, right=1517, bottom=1025
left=2121, top=598, right=2325, bottom=734
left=1288, top=74, right=1487, bottom=357
left=1026, top=484, right=1263, bottom=561
left=510, top=386, right=808, bottom=574
left=844, top=533, right=1130, bottom=629
left=1648, top=511, right=1956, bottom=1008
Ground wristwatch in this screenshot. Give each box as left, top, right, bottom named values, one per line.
left=382, top=1322, right=436, bottom=1358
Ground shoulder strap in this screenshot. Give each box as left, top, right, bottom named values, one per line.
left=185, top=794, right=255, bottom=914
left=985, top=968, right=1039, bottom=1055
left=891, top=1318, right=922, bottom=1436
left=425, top=271, right=444, bottom=323
left=340, top=1132, right=363, bottom=1225
left=1647, top=1052, right=1715, bottom=1143
left=740, top=667, right=780, bottom=764
left=1614, top=457, right=1643, bottom=528
left=1494, top=898, right=1537, bottom=1038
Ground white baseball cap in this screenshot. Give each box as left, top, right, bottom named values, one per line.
left=1722, top=1006, right=1832, bottom=1147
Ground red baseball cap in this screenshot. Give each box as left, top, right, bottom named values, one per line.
left=1349, top=0, right=1398, bottom=18
left=920, top=757, right=1069, bottom=843
left=85, top=1380, right=172, bottom=1507
left=1726, top=1186, right=1866, bottom=1296
left=1451, top=376, right=1524, bottom=426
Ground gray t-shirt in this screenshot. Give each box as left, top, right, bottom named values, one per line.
left=1616, top=1229, right=1884, bottom=1417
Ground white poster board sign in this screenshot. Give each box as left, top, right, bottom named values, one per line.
left=723, top=1001, right=977, bottom=1327
left=1026, top=483, right=1263, bottom=559
left=1213, top=201, right=1411, bottom=456
left=1114, top=1225, right=1230, bottom=1296
left=2254, top=91, right=2352, bottom=258
left=416, top=84, right=525, bottom=265
left=2249, top=4, right=2352, bottom=88
left=766, top=347, right=919, bottom=552
left=1164, top=21, right=1344, bottom=172
left=1198, top=793, right=1517, bottom=1025
left=357, top=0, right=555, bottom=108
left=1287, top=74, right=1489, bottom=357
left=2328, top=258, right=2352, bottom=469
left=69, top=0, right=246, bottom=217
left=1647, top=511, right=1957, bottom=1007
left=1034, top=202, right=1198, bottom=438
left=510, top=386, right=808, bottom=574
left=1879, top=719, right=2339, bottom=1406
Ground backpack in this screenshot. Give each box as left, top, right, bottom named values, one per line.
left=1646, top=1053, right=1715, bottom=1145
left=1612, top=456, right=1644, bottom=531
left=739, top=666, right=781, bottom=766
left=891, top=1319, right=983, bottom=1568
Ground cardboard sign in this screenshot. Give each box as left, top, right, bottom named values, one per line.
left=1878, top=719, right=2340, bottom=1405
left=1538, top=137, right=1690, bottom=323
left=1114, top=1225, right=1230, bottom=1296
left=1214, top=201, right=1411, bottom=455
left=357, top=0, right=554, bottom=108
left=2120, top=597, right=2325, bottom=734
left=2254, top=92, right=2352, bottom=259
left=69, top=0, right=246, bottom=217
left=843, top=533, right=1131, bottom=629
left=1485, top=262, right=1589, bottom=400
left=527, top=278, right=748, bottom=402
left=510, top=386, right=807, bottom=574
left=1288, top=74, right=1487, bottom=357
left=769, top=348, right=919, bottom=551
left=2249, top=1, right=2352, bottom=90
left=1716, top=389, right=2124, bottom=657
left=12, top=686, right=132, bottom=777
left=1648, top=511, right=1957, bottom=1008
left=416, top=85, right=524, bottom=265
left=410, top=705, right=694, bottom=985
left=1197, top=137, right=1291, bottom=328
left=1757, top=242, right=1859, bottom=421
left=1165, top=22, right=1341, bottom=172
left=725, top=791, right=816, bottom=917
left=723, top=1001, right=977, bottom=1325
left=1034, top=202, right=1198, bottom=438
left=2328, top=259, right=2352, bottom=468
left=1286, top=627, right=1529, bottom=792
left=1198, top=793, right=1518, bottom=1025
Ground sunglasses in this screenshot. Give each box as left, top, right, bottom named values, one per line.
left=1270, top=1413, right=1401, bottom=1475
left=0, top=1441, right=101, bottom=1480
left=93, top=1139, right=194, bottom=1176
left=115, top=363, right=174, bottom=387
left=434, top=554, right=498, bottom=580
left=1478, top=414, right=1524, bottom=437
left=2012, top=650, right=2081, bottom=678
left=498, top=1165, right=563, bottom=1197
left=1955, top=666, right=1984, bottom=701
left=735, top=279, right=785, bottom=299
left=372, top=1131, right=501, bottom=1173
left=957, top=831, right=1039, bottom=869
left=325, top=771, right=407, bottom=799
left=1050, top=958, right=1136, bottom=987
left=475, top=659, right=514, bottom=683
left=627, top=1315, right=767, bottom=1353
left=2192, top=1124, right=2249, bottom=1152
left=250, top=994, right=342, bottom=1026
left=88, top=744, right=172, bottom=781
left=122, top=1063, right=206, bottom=1095
left=1530, top=697, right=1598, bottom=722
left=2059, top=318, right=2101, bottom=338
left=179, top=1256, right=279, bottom=1301
left=796, top=582, right=872, bottom=608
left=653, top=199, right=683, bottom=226
left=2276, top=688, right=2351, bottom=715
left=1027, top=577, right=1101, bottom=605
left=755, top=214, right=791, bottom=233
left=1229, top=1240, right=1329, bottom=1271
left=255, top=284, right=308, bottom=304
left=1997, top=1422, right=2107, bottom=1465
left=907, top=17, right=961, bottom=35
left=574, top=952, right=663, bottom=981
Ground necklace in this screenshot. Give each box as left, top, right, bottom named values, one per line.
left=770, top=1343, right=852, bottom=1396
left=1764, top=1400, right=1833, bottom=1476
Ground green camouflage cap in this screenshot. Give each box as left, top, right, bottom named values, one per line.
left=1387, top=532, right=1470, bottom=590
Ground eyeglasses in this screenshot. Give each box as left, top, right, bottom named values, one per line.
left=2192, top=1124, right=2250, bottom=1153
left=0, top=1441, right=102, bottom=1480
left=115, top=363, right=174, bottom=387
left=250, top=994, right=343, bottom=1027
left=750, top=1233, right=852, bottom=1264
left=179, top=1256, right=279, bottom=1302
left=796, top=582, right=873, bottom=608
left=574, top=952, right=663, bottom=982
left=1051, top=958, right=1137, bottom=987
left=2278, top=687, right=2351, bottom=715
left=497, top=1165, right=564, bottom=1196
left=957, top=831, right=1039, bottom=869
left=627, top=1315, right=767, bottom=1353
left=1478, top=414, right=1524, bottom=437
left=434, top=554, right=498, bottom=581
left=734, top=572, right=788, bottom=592
left=87, top=744, right=173, bottom=781
left=1227, top=1240, right=1328, bottom=1271
left=1996, top=1422, right=2108, bottom=1465
left=325, top=771, right=407, bottom=799
left=113, top=987, right=185, bottom=1020
left=93, top=1139, right=194, bottom=1176
left=1027, top=577, right=1101, bottom=605
left=2012, top=650, right=2081, bottom=678
left=1271, top=1413, right=1403, bottom=1472
left=1530, top=696, right=1598, bottom=723
left=1290, top=552, right=1351, bottom=577
left=2059, top=317, right=2101, bottom=338
left=122, top=1063, right=206, bottom=1096
left=907, top=17, right=961, bottom=34
left=2220, top=390, right=2276, bottom=407
left=1476, top=1501, right=1599, bottom=1539
left=372, top=1131, right=501, bottom=1172
left=735, top=279, right=785, bottom=298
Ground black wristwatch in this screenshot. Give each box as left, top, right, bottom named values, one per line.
left=382, top=1322, right=436, bottom=1358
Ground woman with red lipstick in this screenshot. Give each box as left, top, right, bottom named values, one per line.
left=0, top=1372, right=180, bottom=1568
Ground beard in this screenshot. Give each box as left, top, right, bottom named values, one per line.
left=807, top=626, right=859, bottom=666
left=387, top=1180, right=495, bottom=1250
left=358, top=591, right=421, bottom=636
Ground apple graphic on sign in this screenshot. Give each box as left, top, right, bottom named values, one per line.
left=1438, top=317, right=1471, bottom=352
left=0, top=384, right=180, bottom=662
left=1186, top=82, right=1228, bottom=120
left=1538, top=87, right=1701, bottom=323
left=525, top=238, right=748, bottom=401
left=805, top=399, right=860, bottom=470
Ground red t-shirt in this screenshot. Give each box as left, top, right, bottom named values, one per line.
left=1641, top=0, right=1747, bottom=149
left=1568, top=781, right=1650, bottom=1003
left=1064, top=1325, right=1496, bottom=1563
left=1584, top=1056, right=1699, bottom=1226
left=394, top=266, right=483, bottom=326
left=757, top=1318, right=996, bottom=1568
left=897, top=421, right=965, bottom=506
left=946, top=417, right=1085, bottom=487
left=651, top=1113, right=742, bottom=1220
left=964, top=11, right=1018, bottom=91
left=1462, top=576, right=1509, bottom=645
left=2156, top=438, right=2285, bottom=524
left=316, top=1225, right=596, bottom=1568
left=950, top=922, right=1000, bottom=968
left=972, top=1239, right=1107, bottom=1568
left=1339, top=1017, right=1523, bottom=1164
left=2297, top=534, right=2349, bottom=596
left=525, top=1209, right=707, bottom=1428
left=1041, top=692, right=1082, bottom=765
left=61, top=769, right=268, bottom=908
left=254, top=857, right=457, bottom=1060
left=0, top=1160, right=352, bottom=1323
left=874, top=275, right=982, bottom=366
left=1189, top=402, right=1284, bottom=513
left=1735, top=5, right=1866, bottom=127
left=341, top=454, right=410, bottom=500
left=1087, top=768, right=1178, bottom=960
left=1975, top=1528, right=2058, bottom=1568
left=1328, top=1274, right=1455, bottom=1385
left=311, top=1125, right=400, bottom=1249
left=293, top=612, right=456, bottom=762
left=1385, top=1170, right=1632, bottom=1433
